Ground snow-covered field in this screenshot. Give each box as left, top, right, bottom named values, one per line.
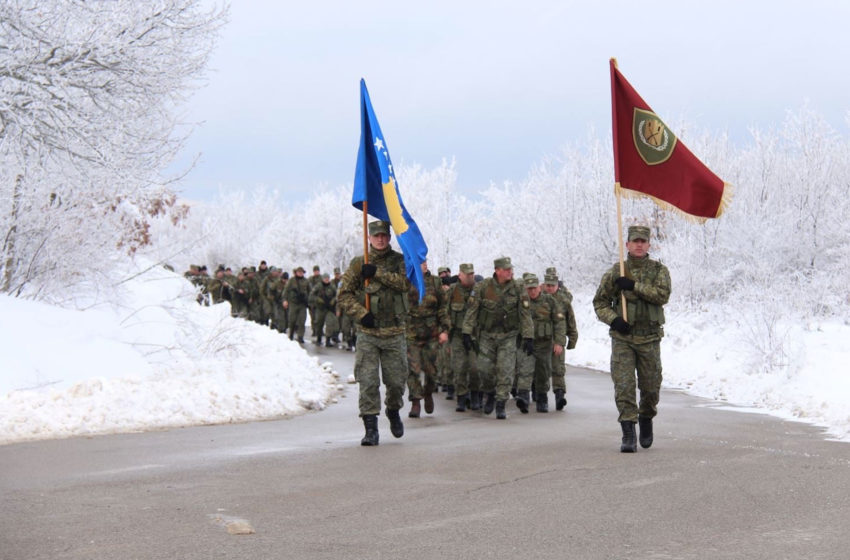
left=0, top=261, right=342, bottom=445
left=1, top=262, right=849, bottom=445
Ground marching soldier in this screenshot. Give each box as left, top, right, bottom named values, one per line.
left=542, top=270, right=578, bottom=410
left=309, top=273, right=337, bottom=346
left=446, top=263, right=480, bottom=411
left=283, top=266, right=310, bottom=343
left=337, top=220, right=409, bottom=446
left=515, top=274, right=566, bottom=413
left=405, top=261, right=449, bottom=418
left=593, top=225, right=671, bottom=452
left=461, top=257, right=533, bottom=420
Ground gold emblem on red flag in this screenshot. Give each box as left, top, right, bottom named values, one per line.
left=632, top=108, right=677, bottom=165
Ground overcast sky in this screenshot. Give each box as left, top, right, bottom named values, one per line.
left=170, top=0, right=850, bottom=201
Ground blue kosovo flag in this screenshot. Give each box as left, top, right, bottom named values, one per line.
left=352, top=79, right=428, bottom=302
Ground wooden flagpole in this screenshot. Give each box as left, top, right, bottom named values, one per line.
left=615, top=183, right=628, bottom=321
left=362, top=201, right=371, bottom=311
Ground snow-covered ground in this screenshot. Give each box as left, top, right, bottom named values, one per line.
left=1, top=264, right=849, bottom=445
left=0, top=260, right=342, bottom=445
left=568, top=294, right=850, bottom=442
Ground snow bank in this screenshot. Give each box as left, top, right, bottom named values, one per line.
left=569, top=294, right=850, bottom=441
left=0, top=261, right=340, bottom=445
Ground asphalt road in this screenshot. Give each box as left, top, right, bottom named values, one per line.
left=2, top=341, right=850, bottom=560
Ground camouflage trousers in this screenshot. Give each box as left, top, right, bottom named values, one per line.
left=324, top=311, right=340, bottom=341
left=436, top=343, right=452, bottom=387
left=610, top=338, right=662, bottom=423
left=449, top=332, right=479, bottom=397
left=551, top=348, right=567, bottom=392
left=355, top=332, right=408, bottom=417
left=272, top=302, right=286, bottom=333
left=477, top=331, right=519, bottom=402
left=287, top=304, right=307, bottom=339
left=516, top=338, right=552, bottom=395
left=313, top=308, right=332, bottom=339
left=340, top=313, right=356, bottom=343
left=407, top=335, right=439, bottom=400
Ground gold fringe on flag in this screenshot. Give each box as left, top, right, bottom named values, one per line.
left=615, top=182, right=734, bottom=224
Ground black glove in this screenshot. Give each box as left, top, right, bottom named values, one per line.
left=441, top=275, right=459, bottom=286
left=522, top=338, right=534, bottom=356
left=615, top=276, right=635, bottom=291
left=361, top=264, right=377, bottom=279
left=462, top=333, right=473, bottom=352
left=360, top=312, right=376, bottom=328
left=611, top=317, right=631, bottom=334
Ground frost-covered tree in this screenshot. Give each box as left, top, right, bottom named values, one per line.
left=0, top=0, right=226, bottom=297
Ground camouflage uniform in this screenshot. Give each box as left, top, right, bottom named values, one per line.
left=593, top=227, right=671, bottom=428
left=544, top=269, right=578, bottom=408
left=446, top=263, right=480, bottom=409
left=231, top=271, right=252, bottom=319
left=462, top=257, right=533, bottom=417
left=405, top=270, right=449, bottom=415
left=309, top=276, right=337, bottom=345
left=255, top=263, right=271, bottom=326
left=307, top=266, right=323, bottom=335
left=516, top=275, right=566, bottom=412
left=265, top=270, right=286, bottom=332
left=283, top=269, right=311, bottom=342
left=337, top=223, right=410, bottom=419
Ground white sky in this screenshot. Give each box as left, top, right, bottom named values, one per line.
left=170, top=0, right=850, bottom=201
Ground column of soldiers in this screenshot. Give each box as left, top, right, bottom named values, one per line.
left=185, top=224, right=670, bottom=453
left=183, top=261, right=360, bottom=351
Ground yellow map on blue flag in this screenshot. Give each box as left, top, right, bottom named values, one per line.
left=352, top=79, right=428, bottom=301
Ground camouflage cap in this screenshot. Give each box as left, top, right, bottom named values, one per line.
left=544, top=274, right=559, bottom=286
left=459, top=263, right=474, bottom=274
left=333, top=267, right=341, bottom=274
left=628, top=225, right=651, bottom=241
left=294, top=266, right=305, bottom=273
left=368, top=220, right=390, bottom=235
left=437, top=267, right=450, bottom=275
left=322, top=273, right=330, bottom=280
left=545, top=266, right=557, bottom=276
left=493, top=256, right=513, bottom=269
left=524, top=274, right=539, bottom=287
left=313, top=265, right=320, bottom=271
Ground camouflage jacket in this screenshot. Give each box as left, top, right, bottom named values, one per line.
left=528, top=292, right=567, bottom=346
left=551, top=290, right=578, bottom=349
left=462, top=275, right=533, bottom=339
left=310, top=282, right=337, bottom=312
left=337, top=246, right=409, bottom=337
left=593, top=254, right=671, bottom=343
left=445, top=281, right=476, bottom=335
left=282, top=276, right=311, bottom=306
left=406, top=271, right=449, bottom=340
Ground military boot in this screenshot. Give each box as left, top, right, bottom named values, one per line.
left=515, top=390, right=530, bottom=414
left=408, top=399, right=421, bottom=418
left=315, top=334, right=323, bottom=346
left=536, top=393, right=549, bottom=413
left=361, top=415, right=379, bottom=446
left=469, top=391, right=482, bottom=411
left=386, top=409, right=404, bottom=438
left=495, top=400, right=507, bottom=419
left=455, top=393, right=468, bottom=412
left=554, top=389, right=567, bottom=411
left=446, top=385, right=455, bottom=400
left=638, top=416, right=654, bottom=448
left=288, top=331, right=294, bottom=341
left=483, top=392, right=496, bottom=415
left=424, top=391, right=435, bottom=414
left=620, top=421, right=637, bottom=453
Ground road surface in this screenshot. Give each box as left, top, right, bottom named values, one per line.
left=2, top=342, right=849, bottom=559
